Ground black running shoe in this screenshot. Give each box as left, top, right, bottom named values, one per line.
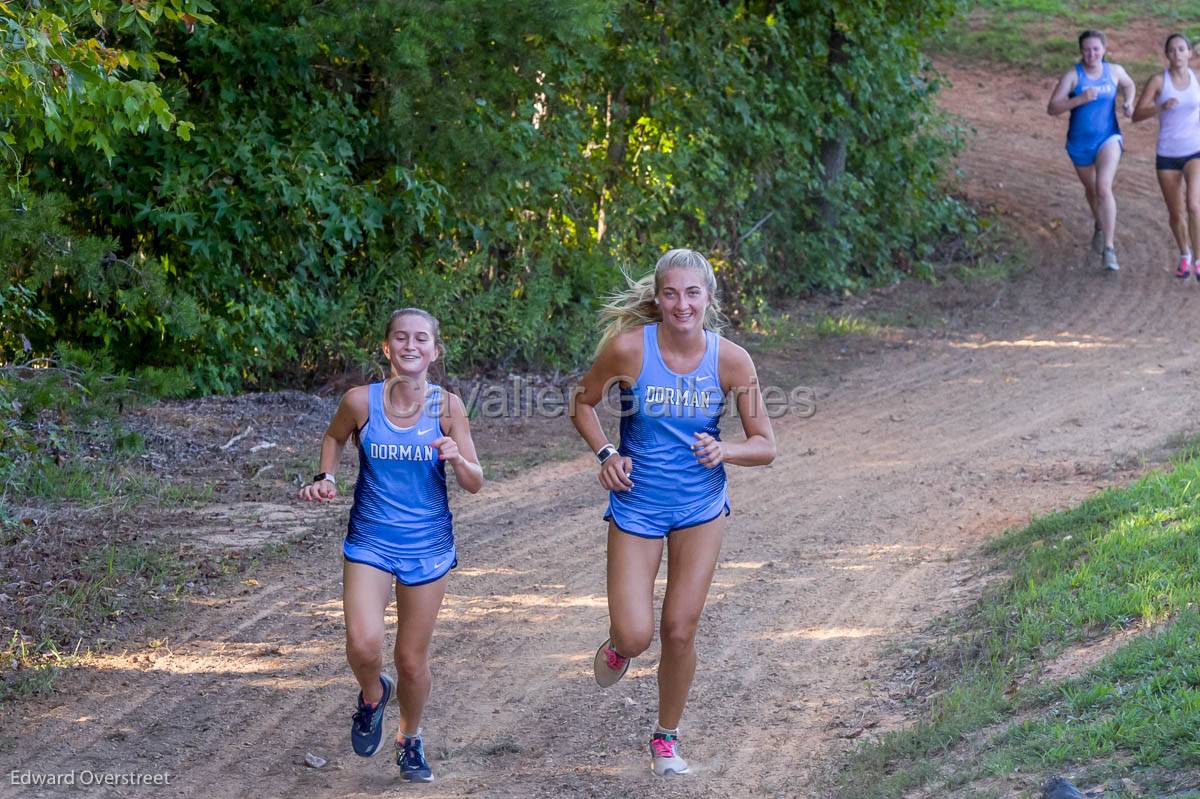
left=350, top=674, right=394, bottom=757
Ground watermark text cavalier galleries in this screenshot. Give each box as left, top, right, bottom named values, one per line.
left=453, top=376, right=818, bottom=420
left=10, top=769, right=172, bottom=787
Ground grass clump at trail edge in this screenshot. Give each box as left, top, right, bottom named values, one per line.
left=0, top=352, right=228, bottom=700
left=834, top=447, right=1200, bottom=798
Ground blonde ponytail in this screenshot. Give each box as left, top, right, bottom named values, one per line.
left=595, top=248, right=726, bottom=355
left=596, top=271, right=659, bottom=355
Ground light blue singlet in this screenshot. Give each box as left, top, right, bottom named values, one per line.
left=1066, top=61, right=1122, bottom=167
left=344, top=382, right=456, bottom=585
left=605, top=323, right=729, bottom=539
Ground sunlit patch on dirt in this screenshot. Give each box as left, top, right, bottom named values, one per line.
left=949, top=338, right=1115, bottom=350
left=166, top=501, right=338, bottom=551
left=766, top=627, right=886, bottom=641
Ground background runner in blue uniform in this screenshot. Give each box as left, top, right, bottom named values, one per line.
left=299, top=308, right=483, bottom=782
left=570, top=248, right=777, bottom=777
left=1047, top=29, right=1136, bottom=271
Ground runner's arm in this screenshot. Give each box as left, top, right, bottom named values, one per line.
left=300, top=387, right=367, bottom=501
left=1132, top=74, right=1164, bottom=123
left=570, top=331, right=639, bottom=490
left=569, top=331, right=638, bottom=455
left=1047, top=69, right=1083, bottom=116
left=1114, top=65, right=1136, bottom=116
left=715, top=342, right=776, bottom=467
left=437, top=392, right=484, bottom=493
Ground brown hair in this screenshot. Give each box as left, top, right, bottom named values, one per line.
left=1078, top=30, right=1106, bottom=50
left=1165, top=33, right=1191, bottom=54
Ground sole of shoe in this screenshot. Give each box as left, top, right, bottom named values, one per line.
left=402, top=771, right=435, bottom=783
left=652, top=763, right=691, bottom=777
left=593, top=638, right=631, bottom=688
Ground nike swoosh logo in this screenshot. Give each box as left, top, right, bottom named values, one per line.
left=433, top=559, right=449, bottom=570
left=417, top=428, right=432, bottom=436
left=695, top=376, right=712, bottom=382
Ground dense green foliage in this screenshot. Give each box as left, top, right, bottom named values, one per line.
left=4, top=0, right=968, bottom=392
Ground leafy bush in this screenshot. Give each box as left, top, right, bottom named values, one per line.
left=3, top=0, right=970, bottom=390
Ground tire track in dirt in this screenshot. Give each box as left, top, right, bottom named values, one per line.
left=6, top=61, right=1200, bottom=799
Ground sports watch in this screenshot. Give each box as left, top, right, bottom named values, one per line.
left=595, top=444, right=619, bottom=464
left=313, top=472, right=336, bottom=484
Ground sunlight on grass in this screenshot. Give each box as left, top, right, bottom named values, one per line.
left=941, top=0, right=1200, bottom=75
left=833, top=446, right=1200, bottom=797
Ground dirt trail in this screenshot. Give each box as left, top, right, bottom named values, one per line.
left=6, top=61, right=1200, bottom=798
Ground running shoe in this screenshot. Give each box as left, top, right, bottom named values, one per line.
left=650, top=732, right=690, bottom=776
left=593, top=637, right=631, bottom=688
left=1090, top=227, right=1104, bottom=254
left=1194, top=258, right=1200, bottom=282
left=1102, top=246, right=1120, bottom=271
left=1177, top=254, right=1192, bottom=279
left=350, top=673, right=394, bottom=757
left=396, top=735, right=434, bottom=782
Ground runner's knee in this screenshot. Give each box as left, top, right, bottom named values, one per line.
left=660, top=614, right=700, bottom=650
left=612, top=624, right=653, bottom=658
left=393, top=648, right=430, bottom=683
left=346, top=633, right=384, bottom=669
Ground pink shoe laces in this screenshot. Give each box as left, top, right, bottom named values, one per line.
left=605, top=645, right=628, bottom=671
left=1178, top=256, right=1191, bottom=277
left=651, top=735, right=677, bottom=759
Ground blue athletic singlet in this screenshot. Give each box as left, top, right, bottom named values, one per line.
left=344, top=382, right=455, bottom=581
left=1066, top=62, right=1122, bottom=167
left=605, top=324, right=729, bottom=538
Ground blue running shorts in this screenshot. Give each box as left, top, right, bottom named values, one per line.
left=1067, top=133, right=1123, bottom=167
left=343, top=541, right=457, bottom=586
left=605, top=489, right=730, bottom=540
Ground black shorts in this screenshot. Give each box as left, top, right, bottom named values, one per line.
left=1156, top=150, right=1200, bottom=171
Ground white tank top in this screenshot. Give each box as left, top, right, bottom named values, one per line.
left=1157, top=68, right=1200, bottom=157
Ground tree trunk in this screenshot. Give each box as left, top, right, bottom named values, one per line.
left=816, top=19, right=849, bottom=230
left=596, top=84, right=628, bottom=244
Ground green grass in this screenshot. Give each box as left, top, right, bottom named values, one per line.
left=14, top=459, right=213, bottom=506
left=0, top=630, right=84, bottom=699
left=834, top=446, right=1200, bottom=797
left=951, top=252, right=1028, bottom=286
left=942, top=0, right=1200, bottom=76
left=0, top=526, right=297, bottom=700
left=744, top=313, right=889, bottom=352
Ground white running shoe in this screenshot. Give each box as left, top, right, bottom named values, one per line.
left=593, top=638, right=631, bottom=688
left=1103, top=246, right=1120, bottom=271
left=650, top=732, right=690, bottom=776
